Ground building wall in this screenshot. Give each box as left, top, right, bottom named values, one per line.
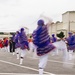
left=69, top=12, right=75, bottom=22
left=49, top=24, right=52, bottom=35
left=51, top=23, right=56, bottom=34
left=56, top=22, right=63, bottom=30
left=62, top=23, right=68, bottom=30
left=62, top=12, right=69, bottom=23
left=69, top=12, right=75, bottom=32
left=62, top=11, right=75, bottom=31
left=49, top=11, right=75, bottom=37
left=70, top=22, right=75, bottom=31
left=62, top=12, right=70, bottom=33
left=49, top=22, right=63, bottom=36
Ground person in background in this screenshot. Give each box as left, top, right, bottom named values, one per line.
left=28, top=35, right=37, bottom=58
left=14, top=31, right=20, bottom=59
left=51, top=34, right=58, bottom=55
left=3, top=37, right=9, bottom=52
left=56, top=32, right=68, bottom=61
left=66, top=32, right=75, bottom=60
left=12, top=34, right=16, bottom=55
left=51, top=34, right=57, bottom=43
left=18, top=28, right=29, bottom=64
left=72, top=32, right=75, bottom=52
left=28, top=36, right=33, bottom=52
left=9, top=38, right=13, bottom=53
left=0, top=39, right=3, bottom=50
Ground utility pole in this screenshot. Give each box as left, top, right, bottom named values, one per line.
left=68, top=12, right=70, bottom=32
left=69, top=20, right=70, bottom=32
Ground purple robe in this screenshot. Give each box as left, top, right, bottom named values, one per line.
left=32, top=25, right=56, bottom=56
left=4, top=40, right=8, bottom=47
left=18, top=31, right=29, bottom=50
left=67, top=35, right=75, bottom=50
left=51, top=37, right=57, bottom=43
left=14, top=34, right=20, bottom=49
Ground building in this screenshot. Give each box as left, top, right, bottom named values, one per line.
left=49, top=11, right=75, bottom=37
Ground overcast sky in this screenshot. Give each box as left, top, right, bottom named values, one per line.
left=0, top=0, right=75, bottom=33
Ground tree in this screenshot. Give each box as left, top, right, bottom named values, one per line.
left=10, top=32, right=16, bottom=35
left=57, top=31, right=65, bottom=39
left=0, top=32, right=4, bottom=34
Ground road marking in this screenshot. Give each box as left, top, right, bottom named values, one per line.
left=0, top=59, right=54, bottom=75
left=0, top=73, right=55, bottom=75
left=28, top=56, right=75, bottom=65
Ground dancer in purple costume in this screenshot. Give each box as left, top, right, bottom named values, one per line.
left=51, top=34, right=57, bottom=43
left=32, top=19, right=56, bottom=75
left=66, top=32, right=75, bottom=60
left=14, top=31, right=21, bottom=59
left=18, top=28, right=29, bottom=64
left=72, top=32, right=75, bottom=52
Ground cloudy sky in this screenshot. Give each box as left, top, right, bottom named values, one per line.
left=0, top=0, right=75, bottom=33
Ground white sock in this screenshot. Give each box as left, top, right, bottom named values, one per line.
left=69, top=50, right=73, bottom=60
left=52, top=52, right=55, bottom=56
left=39, top=69, right=43, bottom=75
left=17, top=53, right=19, bottom=59
left=13, top=52, right=15, bottom=55
left=33, top=52, right=37, bottom=58
left=56, top=49, right=59, bottom=55
left=20, top=58, right=23, bottom=64
left=69, top=54, right=73, bottom=60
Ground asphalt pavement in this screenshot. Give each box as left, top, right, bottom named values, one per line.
left=0, top=48, right=75, bottom=75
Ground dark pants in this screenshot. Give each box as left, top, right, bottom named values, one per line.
left=9, top=43, right=13, bottom=52
left=12, top=42, right=15, bottom=52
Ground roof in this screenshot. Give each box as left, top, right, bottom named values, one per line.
left=62, top=11, right=75, bottom=15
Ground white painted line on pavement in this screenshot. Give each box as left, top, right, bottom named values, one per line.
left=0, top=73, right=55, bottom=75
left=28, top=56, right=75, bottom=65
left=0, top=59, right=53, bottom=75
left=0, top=73, right=54, bottom=75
